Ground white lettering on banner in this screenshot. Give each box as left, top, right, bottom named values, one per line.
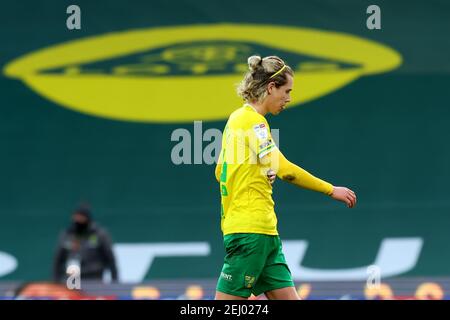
left=113, top=238, right=423, bottom=283
left=114, top=242, right=210, bottom=283
left=283, top=238, right=423, bottom=281
left=0, top=251, right=17, bottom=277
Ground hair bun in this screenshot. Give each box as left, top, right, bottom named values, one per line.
left=248, top=55, right=263, bottom=71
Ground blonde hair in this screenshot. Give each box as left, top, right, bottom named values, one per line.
left=236, top=55, right=293, bottom=103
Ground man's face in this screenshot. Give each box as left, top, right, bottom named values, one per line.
left=266, top=75, right=293, bottom=115
left=72, top=213, right=89, bottom=224
left=72, top=212, right=90, bottom=234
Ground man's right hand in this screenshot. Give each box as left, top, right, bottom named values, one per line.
left=330, top=186, right=357, bottom=208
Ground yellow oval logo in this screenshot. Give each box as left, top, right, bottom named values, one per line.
left=3, top=23, right=402, bottom=123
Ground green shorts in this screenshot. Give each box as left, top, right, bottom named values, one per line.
left=216, top=233, right=294, bottom=298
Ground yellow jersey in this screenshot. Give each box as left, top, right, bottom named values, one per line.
left=217, top=104, right=278, bottom=236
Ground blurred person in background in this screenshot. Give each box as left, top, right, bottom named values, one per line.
left=53, top=206, right=118, bottom=283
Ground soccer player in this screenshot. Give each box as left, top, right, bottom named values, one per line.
left=214, top=55, right=357, bottom=300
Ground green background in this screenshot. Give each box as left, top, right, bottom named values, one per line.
left=0, top=0, right=449, bottom=281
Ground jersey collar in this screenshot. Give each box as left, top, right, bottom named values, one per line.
left=243, top=103, right=258, bottom=113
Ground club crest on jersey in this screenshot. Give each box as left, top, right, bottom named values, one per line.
left=244, top=275, right=256, bottom=288
left=253, top=123, right=268, bottom=140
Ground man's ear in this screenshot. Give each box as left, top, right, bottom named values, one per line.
left=267, top=81, right=275, bottom=95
